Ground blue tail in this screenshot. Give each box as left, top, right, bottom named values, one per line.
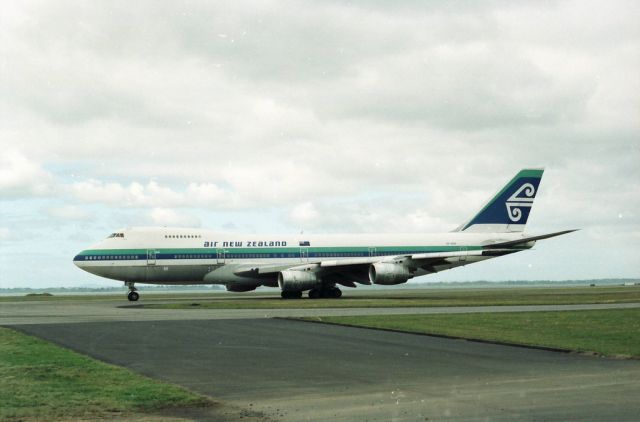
left=457, top=168, right=544, bottom=233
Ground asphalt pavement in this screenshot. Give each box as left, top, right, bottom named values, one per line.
left=14, top=318, right=640, bottom=421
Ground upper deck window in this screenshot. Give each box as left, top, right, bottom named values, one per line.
left=107, top=233, right=124, bottom=238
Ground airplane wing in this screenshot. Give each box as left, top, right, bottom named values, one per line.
left=230, top=229, right=578, bottom=287
left=232, top=250, right=485, bottom=286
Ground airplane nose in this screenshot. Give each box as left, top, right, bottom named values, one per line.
left=73, top=251, right=84, bottom=268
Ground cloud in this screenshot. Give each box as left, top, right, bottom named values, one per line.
left=0, top=151, right=54, bottom=198
left=46, top=206, right=90, bottom=221
left=0, top=1, right=639, bottom=287
left=67, top=179, right=240, bottom=209
left=290, top=202, right=320, bottom=225
left=149, top=208, right=200, bottom=228
left=186, top=183, right=239, bottom=207
left=69, top=180, right=185, bottom=207
left=0, top=227, right=11, bottom=240
left=287, top=198, right=455, bottom=233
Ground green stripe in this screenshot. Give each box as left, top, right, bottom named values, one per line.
left=518, top=169, right=544, bottom=178
left=81, top=249, right=146, bottom=255
left=81, top=245, right=482, bottom=255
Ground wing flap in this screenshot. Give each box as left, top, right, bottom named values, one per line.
left=409, top=250, right=483, bottom=260
left=320, top=256, right=381, bottom=267
left=233, top=264, right=298, bottom=277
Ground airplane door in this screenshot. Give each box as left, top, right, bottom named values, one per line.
left=216, top=248, right=225, bottom=264
left=147, top=250, right=157, bottom=266
left=368, top=247, right=377, bottom=257
left=300, top=247, right=309, bottom=262
left=459, top=246, right=468, bottom=262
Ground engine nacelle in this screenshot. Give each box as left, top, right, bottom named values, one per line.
left=278, top=270, right=320, bottom=291
left=368, top=263, right=413, bottom=285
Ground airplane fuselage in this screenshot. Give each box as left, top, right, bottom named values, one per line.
left=73, top=169, right=573, bottom=300
left=74, top=227, right=530, bottom=289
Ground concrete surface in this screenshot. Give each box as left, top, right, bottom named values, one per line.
left=2, top=296, right=640, bottom=325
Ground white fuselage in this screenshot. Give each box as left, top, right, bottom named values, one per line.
left=73, top=227, right=531, bottom=290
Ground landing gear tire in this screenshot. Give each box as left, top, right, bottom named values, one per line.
left=281, top=290, right=302, bottom=299
left=318, top=286, right=342, bottom=298
left=125, top=282, right=139, bottom=301
left=330, top=287, right=342, bottom=298
left=308, top=289, right=321, bottom=299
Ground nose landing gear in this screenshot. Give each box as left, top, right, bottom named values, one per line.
left=125, top=282, right=139, bottom=301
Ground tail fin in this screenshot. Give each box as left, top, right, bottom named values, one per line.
left=456, top=168, right=544, bottom=233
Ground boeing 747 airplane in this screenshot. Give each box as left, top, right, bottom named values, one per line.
left=74, top=169, right=575, bottom=301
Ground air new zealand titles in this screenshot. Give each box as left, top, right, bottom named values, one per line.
left=204, top=240, right=289, bottom=248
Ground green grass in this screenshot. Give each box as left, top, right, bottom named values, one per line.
left=0, top=292, right=225, bottom=303
left=0, top=327, right=211, bottom=421
left=143, top=286, right=640, bottom=309
left=0, top=294, right=128, bottom=302
left=310, top=309, right=640, bottom=358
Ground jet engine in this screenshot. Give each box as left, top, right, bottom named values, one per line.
left=368, top=263, right=413, bottom=285
left=278, top=270, right=320, bottom=291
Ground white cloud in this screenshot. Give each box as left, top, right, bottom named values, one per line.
left=0, top=151, right=53, bottom=197
left=67, top=179, right=239, bottom=209
left=290, top=202, right=320, bottom=225
left=68, top=180, right=184, bottom=207
left=186, top=182, right=239, bottom=207
left=287, top=199, right=457, bottom=233
left=149, top=208, right=200, bottom=228
left=46, top=206, right=90, bottom=221
left=1, top=1, right=639, bottom=286
left=0, top=227, right=11, bottom=240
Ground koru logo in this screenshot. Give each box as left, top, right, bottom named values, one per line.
left=505, top=183, right=535, bottom=222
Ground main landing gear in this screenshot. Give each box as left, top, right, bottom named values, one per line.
left=280, top=286, right=343, bottom=299
left=126, top=282, right=139, bottom=302
left=280, top=287, right=342, bottom=299
left=308, top=286, right=342, bottom=299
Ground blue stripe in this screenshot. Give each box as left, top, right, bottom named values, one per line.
left=73, top=248, right=459, bottom=262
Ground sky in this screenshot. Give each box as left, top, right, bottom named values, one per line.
left=1, top=0, right=639, bottom=288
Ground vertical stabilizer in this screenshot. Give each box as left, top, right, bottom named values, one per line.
left=456, top=168, right=544, bottom=233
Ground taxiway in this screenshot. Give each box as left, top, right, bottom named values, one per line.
left=13, top=318, right=640, bottom=421
left=4, top=298, right=639, bottom=421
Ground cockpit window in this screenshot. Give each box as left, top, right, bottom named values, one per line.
left=107, top=233, right=125, bottom=238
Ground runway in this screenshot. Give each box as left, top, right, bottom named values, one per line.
left=14, top=318, right=640, bottom=421
left=2, top=296, right=640, bottom=325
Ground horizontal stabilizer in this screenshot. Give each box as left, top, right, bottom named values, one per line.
left=483, top=229, right=578, bottom=248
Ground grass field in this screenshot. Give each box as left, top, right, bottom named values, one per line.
left=308, top=308, right=640, bottom=358
left=140, top=286, right=640, bottom=309
left=0, top=327, right=211, bottom=421
left=0, top=294, right=130, bottom=302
